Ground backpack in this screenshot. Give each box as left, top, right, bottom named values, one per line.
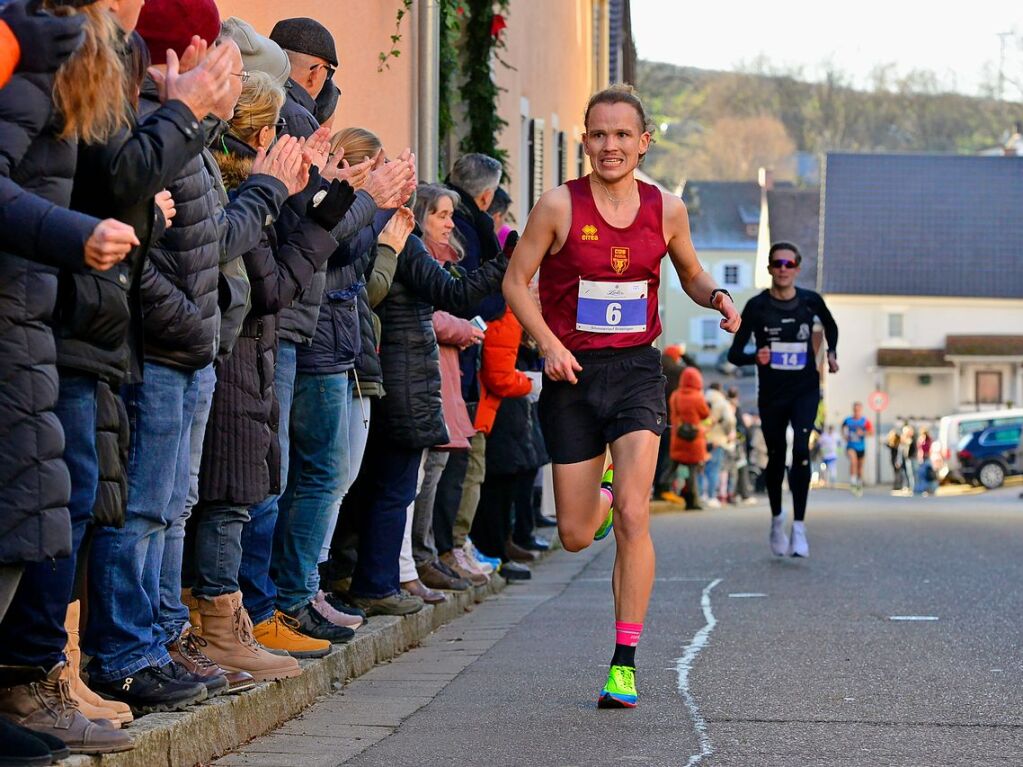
left=676, top=422, right=699, bottom=441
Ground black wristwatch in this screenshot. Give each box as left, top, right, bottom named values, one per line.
left=709, top=288, right=732, bottom=306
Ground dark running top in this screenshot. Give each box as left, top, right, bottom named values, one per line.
left=538, top=176, right=666, bottom=352
left=727, top=287, right=838, bottom=401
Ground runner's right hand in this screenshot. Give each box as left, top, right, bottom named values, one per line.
left=544, top=341, right=582, bottom=384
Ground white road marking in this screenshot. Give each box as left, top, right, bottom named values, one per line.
left=727, top=592, right=767, bottom=598
left=676, top=578, right=722, bottom=767
left=889, top=615, right=939, bottom=621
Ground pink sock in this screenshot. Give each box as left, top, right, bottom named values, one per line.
left=615, top=621, right=643, bottom=647
left=600, top=487, right=613, bottom=506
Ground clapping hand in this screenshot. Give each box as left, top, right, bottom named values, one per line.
left=253, top=136, right=311, bottom=197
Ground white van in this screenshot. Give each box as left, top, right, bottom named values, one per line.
left=937, top=408, right=1023, bottom=481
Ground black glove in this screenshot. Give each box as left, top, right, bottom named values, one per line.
left=2, top=0, right=86, bottom=75
left=308, top=179, right=356, bottom=231
left=502, top=230, right=519, bottom=258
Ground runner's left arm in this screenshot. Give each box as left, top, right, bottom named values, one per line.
left=811, top=291, right=839, bottom=372
left=663, top=193, right=740, bottom=333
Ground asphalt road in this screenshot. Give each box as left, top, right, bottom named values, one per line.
left=224, top=485, right=1023, bottom=766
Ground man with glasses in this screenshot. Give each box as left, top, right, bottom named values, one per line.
left=269, top=17, right=338, bottom=139
left=728, top=242, right=839, bottom=558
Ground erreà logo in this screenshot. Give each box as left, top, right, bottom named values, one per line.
left=611, top=247, right=630, bottom=274
left=581, top=224, right=599, bottom=241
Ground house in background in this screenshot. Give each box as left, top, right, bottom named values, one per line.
left=817, top=152, right=1023, bottom=482
left=754, top=171, right=820, bottom=291
left=663, top=180, right=761, bottom=367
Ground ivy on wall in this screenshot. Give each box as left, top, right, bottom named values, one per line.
left=380, top=1, right=513, bottom=180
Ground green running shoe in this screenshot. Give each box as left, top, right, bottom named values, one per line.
left=598, top=664, right=637, bottom=708
left=594, top=465, right=614, bottom=541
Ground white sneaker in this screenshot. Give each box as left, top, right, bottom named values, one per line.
left=769, top=515, right=788, bottom=556
left=461, top=541, right=493, bottom=575
left=706, top=498, right=722, bottom=508
left=788, top=522, right=809, bottom=558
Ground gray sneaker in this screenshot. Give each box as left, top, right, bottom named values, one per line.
left=350, top=591, right=424, bottom=617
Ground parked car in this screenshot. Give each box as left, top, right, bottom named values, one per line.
left=956, top=424, right=1021, bottom=489
left=937, top=408, right=1023, bottom=482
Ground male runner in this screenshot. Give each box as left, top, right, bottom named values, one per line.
left=503, top=84, right=739, bottom=708
left=727, top=241, right=839, bottom=558
left=842, top=402, right=872, bottom=496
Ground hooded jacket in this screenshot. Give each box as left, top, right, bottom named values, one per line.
left=670, top=367, right=711, bottom=465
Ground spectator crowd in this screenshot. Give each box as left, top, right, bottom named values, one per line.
left=0, top=1, right=554, bottom=762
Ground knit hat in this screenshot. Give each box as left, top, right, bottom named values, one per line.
left=136, top=0, right=221, bottom=67
left=269, top=17, right=337, bottom=67
left=221, top=17, right=290, bottom=87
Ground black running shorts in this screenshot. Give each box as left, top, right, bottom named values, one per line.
left=538, top=345, right=667, bottom=465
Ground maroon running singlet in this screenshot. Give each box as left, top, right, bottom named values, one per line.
left=538, top=176, right=667, bottom=352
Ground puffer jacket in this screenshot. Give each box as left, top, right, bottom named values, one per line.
left=66, top=96, right=204, bottom=383
left=137, top=82, right=288, bottom=372
left=0, top=72, right=75, bottom=563
left=92, top=381, right=129, bottom=529
left=376, top=232, right=507, bottom=450
left=278, top=189, right=377, bottom=346
left=199, top=143, right=338, bottom=505
left=295, top=210, right=391, bottom=375
left=670, top=367, right=710, bottom=465
left=474, top=307, right=532, bottom=436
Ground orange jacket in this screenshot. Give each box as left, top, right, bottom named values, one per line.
left=669, top=366, right=710, bottom=465
left=0, top=21, right=19, bottom=90
left=473, top=308, right=531, bottom=435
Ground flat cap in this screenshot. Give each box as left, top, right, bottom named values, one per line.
left=269, top=17, right=337, bottom=67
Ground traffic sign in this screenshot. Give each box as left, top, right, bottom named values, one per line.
left=868, top=390, right=889, bottom=412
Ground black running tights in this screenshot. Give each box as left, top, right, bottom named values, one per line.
left=759, top=389, right=820, bottom=521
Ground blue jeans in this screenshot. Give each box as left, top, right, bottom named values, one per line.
left=162, top=363, right=215, bottom=642
left=350, top=408, right=422, bottom=599
left=84, top=363, right=198, bottom=682
left=0, top=373, right=97, bottom=667
left=703, top=446, right=725, bottom=499
left=272, top=372, right=352, bottom=612
left=240, top=341, right=295, bottom=624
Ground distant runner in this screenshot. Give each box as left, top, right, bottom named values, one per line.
left=842, top=402, right=872, bottom=496
left=503, top=85, right=739, bottom=709
left=728, top=241, right=838, bottom=557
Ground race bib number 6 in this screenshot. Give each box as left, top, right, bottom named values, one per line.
left=576, top=280, right=648, bottom=333
left=770, top=341, right=807, bottom=370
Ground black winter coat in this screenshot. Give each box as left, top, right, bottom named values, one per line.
left=376, top=233, right=507, bottom=449
left=66, top=99, right=204, bottom=384
left=296, top=210, right=391, bottom=375
left=199, top=146, right=338, bottom=505
left=137, top=84, right=288, bottom=372
left=0, top=72, right=74, bottom=564
left=485, top=347, right=549, bottom=476
left=351, top=244, right=396, bottom=391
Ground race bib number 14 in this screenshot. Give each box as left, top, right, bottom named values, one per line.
left=576, top=280, right=648, bottom=333
left=770, top=341, right=808, bottom=370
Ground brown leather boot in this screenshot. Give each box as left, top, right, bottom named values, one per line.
left=63, top=601, right=133, bottom=727
left=196, top=592, right=301, bottom=683
left=168, top=628, right=255, bottom=695
left=0, top=663, right=133, bottom=755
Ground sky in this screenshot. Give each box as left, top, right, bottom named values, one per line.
left=631, top=0, right=1023, bottom=98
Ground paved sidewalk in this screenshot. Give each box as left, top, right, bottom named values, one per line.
left=214, top=546, right=603, bottom=766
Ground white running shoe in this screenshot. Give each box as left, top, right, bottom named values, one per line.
left=769, top=515, right=788, bottom=556
left=788, top=521, right=809, bottom=557
left=706, top=498, right=722, bottom=508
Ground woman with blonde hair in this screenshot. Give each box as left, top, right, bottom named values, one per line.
left=0, top=0, right=140, bottom=756
left=189, top=72, right=357, bottom=681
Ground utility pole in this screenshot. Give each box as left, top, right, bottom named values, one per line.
left=997, top=31, right=1014, bottom=100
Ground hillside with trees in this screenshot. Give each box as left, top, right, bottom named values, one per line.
left=636, top=59, right=1023, bottom=188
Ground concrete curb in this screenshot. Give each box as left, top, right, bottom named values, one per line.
left=66, top=576, right=507, bottom=767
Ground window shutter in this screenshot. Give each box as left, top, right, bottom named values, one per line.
left=557, top=132, right=568, bottom=186
left=529, top=118, right=546, bottom=209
